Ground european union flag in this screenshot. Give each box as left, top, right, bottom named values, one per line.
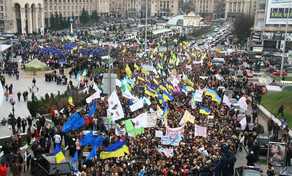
left=91, top=136, right=103, bottom=147
left=62, top=113, right=85, bottom=132
left=84, top=146, right=97, bottom=162
left=88, top=102, right=97, bottom=117
left=80, top=131, right=94, bottom=146
left=71, top=151, right=78, bottom=171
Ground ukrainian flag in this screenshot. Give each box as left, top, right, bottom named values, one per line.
left=125, top=65, right=132, bottom=77
left=162, top=105, right=168, bottom=118
left=159, top=82, right=168, bottom=92
left=163, top=90, right=174, bottom=101
left=157, top=62, right=163, bottom=70
left=205, top=88, right=218, bottom=98
left=153, top=77, right=159, bottom=85
left=53, top=144, right=66, bottom=163
left=199, top=106, right=211, bottom=115
left=68, top=93, right=74, bottom=106
left=137, top=75, right=145, bottom=81
left=134, top=63, right=140, bottom=71
left=100, top=141, right=129, bottom=160
left=212, top=95, right=222, bottom=104
left=82, top=69, right=87, bottom=76
left=145, top=86, right=157, bottom=98
left=158, top=93, right=166, bottom=106
left=166, top=81, right=175, bottom=93
left=185, top=83, right=194, bottom=92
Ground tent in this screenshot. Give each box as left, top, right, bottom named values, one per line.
left=25, top=59, right=48, bottom=72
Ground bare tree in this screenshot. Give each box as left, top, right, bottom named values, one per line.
left=233, top=13, right=254, bottom=42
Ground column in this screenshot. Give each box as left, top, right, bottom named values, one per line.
left=12, top=7, right=18, bottom=33
left=39, top=8, right=45, bottom=30
left=27, top=8, right=33, bottom=34
left=33, top=7, right=39, bottom=33
left=20, top=8, right=26, bottom=34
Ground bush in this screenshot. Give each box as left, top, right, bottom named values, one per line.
left=27, top=90, right=89, bottom=117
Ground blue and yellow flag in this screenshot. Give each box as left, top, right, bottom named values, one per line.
left=205, top=88, right=221, bottom=104
left=162, top=90, right=174, bottom=101
left=100, top=141, right=129, bottom=160
left=158, top=93, right=166, bottom=106
left=157, top=62, right=163, bottom=70
left=53, top=144, right=66, bottom=163
left=185, top=83, right=195, bottom=92
left=71, top=151, right=78, bottom=171
left=199, top=106, right=211, bottom=115
left=82, top=69, right=87, bottom=76
left=68, top=93, right=74, bottom=106
left=153, top=77, right=159, bottom=85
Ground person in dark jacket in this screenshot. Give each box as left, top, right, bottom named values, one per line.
left=220, top=155, right=229, bottom=176
left=21, top=118, right=27, bottom=133
left=275, top=105, right=284, bottom=118
left=27, top=116, right=32, bottom=130
left=16, top=117, right=21, bottom=132
left=246, top=151, right=256, bottom=166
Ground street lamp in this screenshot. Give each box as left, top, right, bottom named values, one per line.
left=69, top=18, right=74, bottom=33
left=10, top=100, right=16, bottom=134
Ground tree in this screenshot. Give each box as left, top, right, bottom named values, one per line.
left=91, top=10, right=99, bottom=23
left=80, top=8, right=90, bottom=24
left=49, top=13, right=56, bottom=30
left=113, top=24, right=117, bottom=31
left=233, top=14, right=254, bottom=42
left=55, top=13, right=60, bottom=30
left=59, top=13, right=64, bottom=30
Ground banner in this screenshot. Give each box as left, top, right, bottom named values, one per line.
left=194, top=125, right=207, bottom=138
left=266, top=0, right=292, bottom=24
left=161, top=136, right=180, bottom=146
left=155, top=131, right=163, bottom=138
left=115, top=128, right=126, bottom=136
left=131, top=112, right=148, bottom=128
left=147, top=112, right=157, bottom=127
left=237, top=97, right=248, bottom=111
left=194, top=90, right=203, bottom=102
left=166, top=126, right=184, bottom=138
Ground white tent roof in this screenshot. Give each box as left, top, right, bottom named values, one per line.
left=152, top=28, right=172, bottom=35
left=0, top=45, right=12, bottom=52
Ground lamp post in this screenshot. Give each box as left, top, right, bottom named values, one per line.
left=145, top=0, right=148, bottom=54
left=69, top=18, right=74, bottom=34
left=10, top=100, right=16, bottom=134
left=280, top=2, right=291, bottom=80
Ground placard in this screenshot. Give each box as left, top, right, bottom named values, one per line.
left=155, top=131, right=163, bottom=138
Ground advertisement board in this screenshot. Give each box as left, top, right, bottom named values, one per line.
left=266, top=0, right=292, bottom=24
left=267, top=142, right=287, bottom=167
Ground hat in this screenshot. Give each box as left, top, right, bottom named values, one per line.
left=250, top=151, right=254, bottom=154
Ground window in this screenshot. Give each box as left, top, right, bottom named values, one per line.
left=258, top=0, right=265, bottom=10
left=257, top=18, right=264, bottom=27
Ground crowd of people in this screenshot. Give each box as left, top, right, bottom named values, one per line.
left=0, top=29, right=291, bottom=176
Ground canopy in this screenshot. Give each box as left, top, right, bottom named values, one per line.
left=25, top=59, right=48, bottom=71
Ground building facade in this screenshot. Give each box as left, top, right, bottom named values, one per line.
left=150, top=0, right=179, bottom=17
left=2, top=0, right=179, bottom=34
left=252, top=0, right=292, bottom=51
left=224, top=0, right=256, bottom=19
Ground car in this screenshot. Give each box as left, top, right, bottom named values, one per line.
left=243, top=69, right=254, bottom=77
left=242, top=62, right=251, bottom=69
left=235, top=165, right=262, bottom=176
left=256, top=134, right=275, bottom=155
left=255, top=83, right=267, bottom=95
left=228, top=68, right=235, bottom=75
left=236, top=70, right=244, bottom=78
left=272, top=70, right=288, bottom=76
left=279, top=166, right=292, bottom=176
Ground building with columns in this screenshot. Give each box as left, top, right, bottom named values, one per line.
left=224, top=0, right=257, bottom=19
left=150, top=0, right=179, bottom=17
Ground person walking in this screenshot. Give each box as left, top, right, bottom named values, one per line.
left=32, top=78, right=36, bottom=86
left=17, top=91, right=21, bottom=102
left=16, top=117, right=22, bottom=133
left=4, top=90, right=8, bottom=101
left=275, top=105, right=284, bottom=118
left=24, top=149, right=31, bottom=173
left=21, top=118, right=27, bottom=134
